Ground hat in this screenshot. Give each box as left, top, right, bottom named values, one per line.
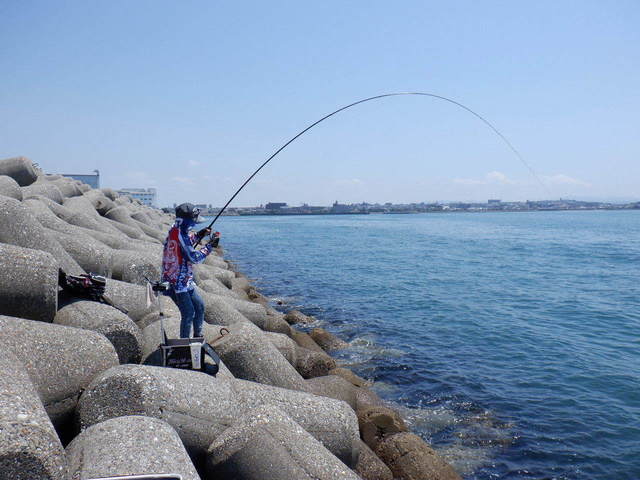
left=175, top=203, right=201, bottom=222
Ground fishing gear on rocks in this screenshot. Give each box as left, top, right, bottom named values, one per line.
left=58, top=269, right=128, bottom=314
left=198, top=91, right=545, bottom=242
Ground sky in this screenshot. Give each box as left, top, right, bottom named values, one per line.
left=1, top=1, right=639, bottom=207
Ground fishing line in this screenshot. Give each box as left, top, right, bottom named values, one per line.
left=204, top=91, right=546, bottom=230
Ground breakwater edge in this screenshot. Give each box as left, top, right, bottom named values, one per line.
left=216, top=211, right=640, bottom=480
left=0, top=155, right=461, bottom=479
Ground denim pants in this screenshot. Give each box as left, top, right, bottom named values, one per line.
left=170, top=288, right=205, bottom=338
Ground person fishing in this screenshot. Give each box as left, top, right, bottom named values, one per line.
left=162, top=203, right=220, bottom=338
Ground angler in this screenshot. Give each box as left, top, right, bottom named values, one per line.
left=161, top=203, right=220, bottom=338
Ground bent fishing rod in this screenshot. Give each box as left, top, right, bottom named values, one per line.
left=200, top=91, right=545, bottom=237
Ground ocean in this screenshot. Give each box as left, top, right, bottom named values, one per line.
left=209, top=210, right=640, bottom=480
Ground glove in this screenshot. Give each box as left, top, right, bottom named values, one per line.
left=197, top=227, right=212, bottom=238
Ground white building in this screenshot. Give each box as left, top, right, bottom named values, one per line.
left=116, top=188, right=157, bottom=207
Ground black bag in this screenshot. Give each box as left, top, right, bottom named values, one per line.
left=160, top=337, right=220, bottom=376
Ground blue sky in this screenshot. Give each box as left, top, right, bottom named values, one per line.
left=1, top=1, right=638, bottom=206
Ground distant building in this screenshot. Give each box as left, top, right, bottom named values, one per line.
left=117, top=187, right=157, bottom=207
left=61, top=170, right=100, bottom=188
left=265, top=202, right=287, bottom=210
left=488, top=199, right=501, bottom=204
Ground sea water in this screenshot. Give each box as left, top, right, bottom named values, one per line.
left=210, top=210, right=639, bottom=480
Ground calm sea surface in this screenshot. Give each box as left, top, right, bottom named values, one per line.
left=210, top=210, right=639, bottom=480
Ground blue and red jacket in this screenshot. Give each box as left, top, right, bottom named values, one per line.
left=162, top=218, right=212, bottom=292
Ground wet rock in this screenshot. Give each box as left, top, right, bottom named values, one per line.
left=0, top=174, right=23, bottom=200
left=355, top=387, right=385, bottom=411
left=358, top=406, right=408, bottom=451
left=305, top=375, right=358, bottom=410
left=55, top=300, right=143, bottom=364
left=0, top=315, right=119, bottom=428
left=207, top=406, right=361, bottom=480
left=0, top=243, right=58, bottom=322
left=67, top=415, right=200, bottom=480
left=295, top=346, right=337, bottom=379
left=311, top=327, right=350, bottom=351
left=212, top=319, right=307, bottom=391
left=375, top=432, right=461, bottom=480
left=77, top=364, right=361, bottom=467
left=0, top=156, right=38, bottom=186
left=291, top=327, right=326, bottom=353
left=22, top=182, right=65, bottom=204
left=0, top=349, right=68, bottom=480
left=356, top=439, right=394, bottom=480
left=284, top=309, right=315, bottom=325
left=0, top=195, right=84, bottom=274
left=330, top=367, right=371, bottom=387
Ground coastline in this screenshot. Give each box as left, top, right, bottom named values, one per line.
left=0, top=155, right=461, bottom=479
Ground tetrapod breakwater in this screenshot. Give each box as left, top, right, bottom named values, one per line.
left=0, top=155, right=461, bottom=480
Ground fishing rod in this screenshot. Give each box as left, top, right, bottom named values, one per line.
left=201, top=91, right=545, bottom=235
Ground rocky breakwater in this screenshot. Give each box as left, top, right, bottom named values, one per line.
left=0, top=155, right=461, bottom=480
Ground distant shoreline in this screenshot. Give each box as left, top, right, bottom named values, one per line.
left=208, top=205, right=640, bottom=218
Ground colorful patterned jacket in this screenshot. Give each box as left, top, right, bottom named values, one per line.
left=161, top=218, right=212, bottom=293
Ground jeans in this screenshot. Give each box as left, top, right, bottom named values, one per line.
left=170, top=288, right=205, bottom=338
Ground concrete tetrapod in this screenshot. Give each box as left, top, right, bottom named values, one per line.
left=55, top=300, right=144, bottom=364
left=103, top=278, right=158, bottom=322
left=0, top=156, right=38, bottom=186
left=33, top=194, right=124, bottom=236
left=51, top=228, right=115, bottom=277
left=0, top=174, right=23, bottom=200
left=196, top=286, right=251, bottom=326
left=305, top=375, right=359, bottom=411
left=198, top=278, right=240, bottom=298
left=0, top=349, right=68, bottom=480
left=77, top=364, right=361, bottom=468
left=111, top=249, right=162, bottom=286
left=264, top=331, right=298, bottom=366
left=211, top=319, right=307, bottom=391
left=0, top=195, right=85, bottom=274
left=47, top=177, right=83, bottom=198
left=22, top=182, right=65, bottom=204
left=0, top=243, right=58, bottom=322
left=66, top=415, right=200, bottom=480
left=83, top=189, right=116, bottom=215
left=0, top=315, right=119, bottom=430
left=196, top=290, right=268, bottom=326
left=207, top=406, right=361, bottom=480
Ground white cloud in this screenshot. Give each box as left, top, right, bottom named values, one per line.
left=452, top=171, right=514, bottom=186
left=334, top=178, right=364, bottom=186
left=486, top=171, right=515, bottom=184
left=543, top=174, right=591, bottom=187
left=171, top=176, right=195, bottom=185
